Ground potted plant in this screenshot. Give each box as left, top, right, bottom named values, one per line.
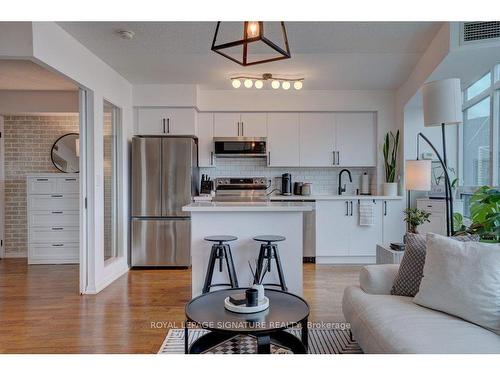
left=454, top=186, right=499, bottom=242
left=404, top=208, right=431, bottom=234
left=383, top=130, right=399, bottom=196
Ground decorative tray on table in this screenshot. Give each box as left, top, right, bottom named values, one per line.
left=224, top=296, right=269, bottom=314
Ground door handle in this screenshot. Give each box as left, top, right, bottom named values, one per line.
left=345, top=201, right=349, bottom=216
left=384, top=201, right=387, bottom=216
left=162, top=118, right=166, bottom=133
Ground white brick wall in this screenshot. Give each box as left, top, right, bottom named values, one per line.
left=200, top=158, right=376, bottom=195
left=3, top=115, right=79, bottom=257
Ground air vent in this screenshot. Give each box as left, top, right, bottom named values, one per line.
left=462, top=22, right=500, bottom=43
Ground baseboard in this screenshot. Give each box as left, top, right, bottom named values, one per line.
left=316, top=256, right=376, bottom=265
left=1, top=253, right=27, bottom=258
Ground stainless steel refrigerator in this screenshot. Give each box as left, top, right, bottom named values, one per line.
left=131, top=136, right=198, bottom=267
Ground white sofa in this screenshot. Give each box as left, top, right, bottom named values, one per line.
left=342, top=264, right=500, bottom=354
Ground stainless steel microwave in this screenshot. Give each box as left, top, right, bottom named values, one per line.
left=213, top=137, right=267, bottom=158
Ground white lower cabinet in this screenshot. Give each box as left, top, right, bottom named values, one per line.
left=382, top=200, right=405, bottom=244
left=27, top=174, right=79, bottom=264
left=316, top=199, right=402, bottom=264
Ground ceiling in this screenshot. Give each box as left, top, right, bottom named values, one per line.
left=0, top=60, right=78, bottom=91
left=57, top=22, right=443, bottom=90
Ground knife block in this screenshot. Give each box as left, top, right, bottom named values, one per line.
left=200, top=180, right=214, bottom=195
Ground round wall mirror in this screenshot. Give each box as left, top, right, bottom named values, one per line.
left=51, top=133, right=80, bottom=173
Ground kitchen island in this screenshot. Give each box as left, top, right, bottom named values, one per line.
left=182, top=201, right=313, bottom=297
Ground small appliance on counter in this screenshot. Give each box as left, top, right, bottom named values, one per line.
left=281, top=173, right=292, bottom=196
left=293, top=182, right=303, bottom=195
left=301, top=183, right=312, bottom=196
left=200, top=174, right=214, bottom=195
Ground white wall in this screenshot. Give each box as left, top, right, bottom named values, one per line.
left=133, top=84, right=197, bottom=107
left=26, top=22, right=134, bottom=293
left=0, top=90, right=79, bottom=114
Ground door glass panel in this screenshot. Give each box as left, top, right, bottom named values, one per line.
left=103, top=100, right=120, bottom=261
left=463, top=97, right=491, bottom=186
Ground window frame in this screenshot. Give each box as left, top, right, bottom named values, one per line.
left=460, top=64, right=500, bottom=189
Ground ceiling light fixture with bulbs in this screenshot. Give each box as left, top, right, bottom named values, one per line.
left=231, top=73, right=304, bottom=90
left=211, top=22, right=291, bottom=66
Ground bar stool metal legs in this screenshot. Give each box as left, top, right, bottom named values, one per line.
left=253, top=235, right=288, bottom=292
left=202, top=236, right=239, bottom=294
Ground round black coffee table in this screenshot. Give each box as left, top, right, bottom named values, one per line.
left=184, top=288, right=310, bottom=354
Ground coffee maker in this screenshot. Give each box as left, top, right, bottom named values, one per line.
left=281, top=173, right=292, bottom=196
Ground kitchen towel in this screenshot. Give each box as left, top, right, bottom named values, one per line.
left=358, top=200, right=374, bottom=226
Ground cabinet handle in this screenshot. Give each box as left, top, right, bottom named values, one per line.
left=241, top=122, right=244, bottom=136
left=332, top=151, right=336, bottom=165
left=350, top=201, right=354, bottom=216
left=384, top=201, right=387, bottom=216
left=237, top=122, right=240, bottom=136
left=210, top=151, right=214, bottom=166
left=268, top=151, right=271, bottom=166
left=51, top=194, right=63, bottom=198
left=167, top=118, right=170, bottom=134
left=51, top=227, right=64, bottom=231
left=52, top=244, right=64, bottom=247
left=337, top=151, right=340, bottom=165
left=65, top=178, right=77, bottom=181
left=345, top=201, right=349, bottom=216
left=162, top=118, right=166, bottom=133
left=36, top=178, right=49, bottom=182
left=51, top=211, right=63, bottom=214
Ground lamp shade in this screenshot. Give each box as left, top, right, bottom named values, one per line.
left=422, top=78, right=463, bottom=127
left=405, top=160, right=431, bottom=191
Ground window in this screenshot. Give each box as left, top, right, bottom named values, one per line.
left=461, top=64, right=500, bottom=189
left=463, top=97, right=491, bottom=186
left=466, top=72, right=491, bottom=100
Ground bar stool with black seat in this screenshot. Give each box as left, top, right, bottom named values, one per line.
left=253, top=235, right=288, bottom=291
left=202, top=235, right=239, bottom=294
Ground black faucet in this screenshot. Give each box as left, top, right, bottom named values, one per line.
left=338, top=169, right=352, bottom=195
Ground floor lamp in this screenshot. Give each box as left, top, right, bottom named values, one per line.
left=421, top=78, right=463, bottom=236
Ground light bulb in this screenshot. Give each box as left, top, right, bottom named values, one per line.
left=271, top=80, right=280, bottom=89
left=254, top=80, right=263, bottom=89
left=232, top=79, right=241, bottom=88
left=282, top=81, right=291, bottom=90
left=294, top=81, right=303, bottom=90
left=247, top=22, right=260, bottom=38
left=244, top=79, right=253, bottom=88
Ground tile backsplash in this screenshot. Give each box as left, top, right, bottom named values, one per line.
left=200, top=158, right=376, bottom=196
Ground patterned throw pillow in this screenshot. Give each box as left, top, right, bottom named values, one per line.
left=390, top=233, right=479, bottom=297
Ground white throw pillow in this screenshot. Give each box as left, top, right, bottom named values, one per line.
left=414, top=233, right=500, bottom=335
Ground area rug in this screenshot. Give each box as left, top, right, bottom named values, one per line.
left=159, top=328, right=362, bottom=354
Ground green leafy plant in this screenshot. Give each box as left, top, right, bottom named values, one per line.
left=454, top=187, right=499, bottom=242
left=404, top=208, right=431, bottom=234
left=383, top=130, right=399, bottom=183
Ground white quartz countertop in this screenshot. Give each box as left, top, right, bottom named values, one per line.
left=269, top=194, right=403, bottom=201
left=183, top=201, right=313, bottom=212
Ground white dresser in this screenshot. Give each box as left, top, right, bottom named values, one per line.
left=27, top=174, right=79, bottom=264
left=416, top=198, right=464, bottom=236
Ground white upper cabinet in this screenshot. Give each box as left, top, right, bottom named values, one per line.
left=299, top=113, right=335, bottom=167
left=137, top=108, right=196, bottom=135
left=267, top=113, right=300, bottom=167
left=240, top=113, right=267, bottom=137
left=335, top=112, right=376, bottom=167
left=197, top=112, right=215, bottom=168
left=214, top=113, right=240, bottom=137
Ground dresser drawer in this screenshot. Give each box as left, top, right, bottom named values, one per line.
left=57, top=177, right=79, bottom=193
left=28, top=243, right=79, bottom=264
left=29, top=194, right=79, bottom=211
left=30, top=227, right=79, bottom=243
left=27, top=177, right=58, bottom=194
left=29, top=211, right=79, bottom=227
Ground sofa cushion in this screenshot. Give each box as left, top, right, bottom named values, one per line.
left=391, top=233, right=479, bottom=297
left=390, top=233, right=426, bottom=297
left=343, top=285, right=500, bottom=353
left=414, top=233, right=500, bottom=335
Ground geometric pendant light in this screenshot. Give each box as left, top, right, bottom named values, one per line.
left=211, top=22, right=291, bottom=66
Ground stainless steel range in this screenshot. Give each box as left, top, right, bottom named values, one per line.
left=214, top=177, right=269, bottom=202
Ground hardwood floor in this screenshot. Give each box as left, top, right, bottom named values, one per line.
left=0, top=258, right=360, bottom=353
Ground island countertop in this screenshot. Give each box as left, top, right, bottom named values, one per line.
left=183, top=201, right=313, bottom=212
